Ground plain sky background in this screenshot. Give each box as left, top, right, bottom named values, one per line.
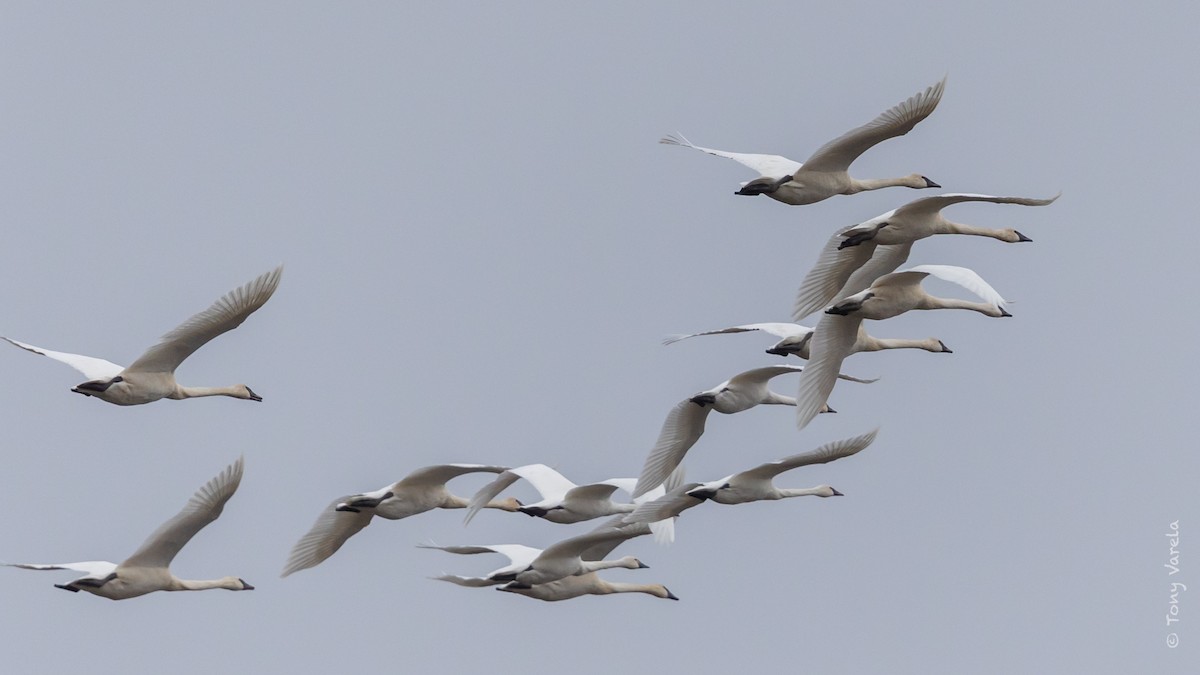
left=1, top=2, right=1195, bottom=673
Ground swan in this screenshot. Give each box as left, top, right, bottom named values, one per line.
left=661, top=77, right=945, bottom=206
left=427, top=519, right=675, bottom=601
left=462, top=464, right=637, bottom=525
left=3, top=458, right=252, bottom=600
left=793, top=193, right=1058, bottom=319
left=2, top=266, right=282, bottom=405
left=632, top=364, right=876, bottom=497
left=664, top=322, right=951, bottom=358
left=685, top=428, right=877, bottom=503
left=281, top=464, right=521, bottom=577
left=502, top=525, right=652, bottom=587
left=497, top=572, right=678, bottom=602
left=794, top=265, right=1009, bottom=429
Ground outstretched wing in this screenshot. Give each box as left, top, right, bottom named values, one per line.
left=663, top=323, right=809, bottom=346
left=795, top=316, right=863, bottom=430
left=798, top=76, right=946, bottom=174
left=1, top=337, right=125, bottom=381
left=660, top=133, right=802, bottom=178
left=731, top=428, right=880, bottom=486
left=633, top=400, right=712, bottom=498
left=901, top=264, right=1008, bottom=309
left=126, top=266, right=283, bottom=374
left=281, top=495, right=374, bottom=577
left=3, top=560, right=118, bottom=580
left=122, top=457, right=244, bottom=569
left=463, top=464, right=573, bottom=526
left=891, top=192, right=1060, bottom=220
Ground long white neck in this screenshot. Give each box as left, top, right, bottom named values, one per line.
left=602, top=581, right=672, bottom=598
left=849, top=174, right=927, bottom=193
left=860, top=335, right=944, bottom=352
left=937, top=220, right=1014, bottom=241
left=174, top=385, right=245, bottom=399
left=919, top=296, right=1003, bottom=316
left=762, top=390, right=797, bottom=406
left=171, top=577, right=244, bottom=591
left=777, top=486, right=834, bottom=499
left=581, top=557, right=635, bottom=574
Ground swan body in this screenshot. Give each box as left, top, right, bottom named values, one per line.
left=4, top=458, right=252, bottom=600
left=3, top=266, right=282, bottom=405
left=281, top=464, right=519, bottom=577
left=665, top=321, right=950, bottom=358
left=662, top=77, right=945, bottom=206
left=794, top=265, right=1009, bottom=429
left=463, top=464, right=637, bottom=525
left=632, top=364, right=876, bottom=497
left=793, top=193, right=1057, bottom=319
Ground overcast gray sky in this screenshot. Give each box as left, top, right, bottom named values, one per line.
left=1, top=2, right=1195, bottom=673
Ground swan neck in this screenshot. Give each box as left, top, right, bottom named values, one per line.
left=763, top=390, right=797, bottom=406
left=925, top=297, right=998, bottom=315
left=850, top=176, right=915, bottom=192
left=778, top=486, right=826, bottom=498
left=175, top=385, right=242, bottom=399
left=941, top=220, right=1005, bottom=239
left=603, top=581, right=667, bottom=597
left=173, top=577, right=240, bottom=591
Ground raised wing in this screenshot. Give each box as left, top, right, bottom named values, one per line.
left=633, top=399, right=712, bottom=498
left=660, top=133, right=803, bottom=178
left=539, top=526, right=647, bottom=564
left=1, top=337, right=125, bottom=381
left=891, top=192, right=1060, bottom=219
left=463, top=464, right=574, bottom=526
left=793, top=222, right=884, bottom=320
left=126, top=265, right=282, bottom=374
left=901, top=264, right=1008, bottom=309
left=623, top=482, right=706, bottom=525
left=799, top=76, right=946, bottom=174
left=663, top=323, right=809, bottom=346
left=281, top=495, right=373, bottom=577
left=122, top=457, right=244, bottom=569
left=795, top=315, right=863, bottom=430
left=396, top=463, right=509, bottom=491
left=731, top=428, right=880, bottom=486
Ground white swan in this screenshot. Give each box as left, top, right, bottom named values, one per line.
left=793, top=193, right=1057, bottom=319
left=4, top=458, right=252, bottom=600
left=502, top=525, right=651, bottom=587
left=2, top=266, right=282, bottom=405
left=462, top=464, right=637, bottom=525
left=665, top=321, right=951, bottom=358
left=794, top=265, right=1009, bottom=429
left=281, top=464, right=520, bottom=577
left=632, top=364, right=877, bottom=497
left=661, top=77, right=945, bottom=205
left=685, top=428, right=878, bottom=503
left=497, top=572, right=678, bottom=602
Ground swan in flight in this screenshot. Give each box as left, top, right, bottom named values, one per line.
left=462, top=464, right=637, bottom=525
left=632, top=364, right=877, bottom=497
left=3, top=266, right=282, bottom=405
left=501, top=525, right=652, bottom=587
left=660, top=77, right=945, bottom=205
left=4, top=458, right=252, bottom=600
left=664, top=322, right=950, bottom=358
left=794, top=265, right=1009, bottom=429
left=793, top=193, right=1057, bottom=319
left=281, top=464, right=520, bottom=578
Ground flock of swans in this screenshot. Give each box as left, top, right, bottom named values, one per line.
left=2, top=75, right=1056, bottom=603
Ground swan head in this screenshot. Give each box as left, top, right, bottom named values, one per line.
left=815, top=485, right=843, bottom=498
left=238, top=385, right=263, bottom=402
left=656, top=585, right=680, bottom=600
left=930, top=339, right=953, bottom=353
left=919, top=175, right=940, bottom=188
left=235, top=577, right=255, bottom=591
left=993, top=306, right=1013, bottom=318
left=1007, top=229, right=1033, bottom=243
left=618, top=556, right=649, bottom=570
left=735, top=174, right=792, bottom=196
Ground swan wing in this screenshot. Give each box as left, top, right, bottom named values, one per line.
left=581, top=521, right=652, bottom=561
left=417, top=543, right=542, bottom=575
left=663, top=322, right=809, bottom=346
left=125, top=265, right=282, bottom=374
left=122, top=457, right=244, bottom=569
left=833, top=243, right=914, bottom=306
left=431, top=574, right=500, bottom=587
left=793, top=222, right=883, bottom=321
left=623, top=483, right=706, bottom=525
left=795, top=316, right=862, bottom=430
left=1, top=337, right=125, bottom=381
left=799, top=76, right=946, bottom=174
left=660, top=133, right=802, bottom=177
left=633, top=399, right=712, bottom=498
left=395, top=463, right=509, bottom=491
left=731, top=428, right=881, bottom=486
left=4, top=560, right=118, bottom=579
left=463, top=464, right=574, bottom=525
left=280, top=495, right=374, bottom=577
left=892, top=192, right=1061, bottom=219
left=540, top=526, right=647, bottom=564
left=898, top=264, right=1008, bottom=308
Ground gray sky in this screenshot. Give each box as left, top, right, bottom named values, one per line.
left=1, top=2, right=1195, bottom=673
